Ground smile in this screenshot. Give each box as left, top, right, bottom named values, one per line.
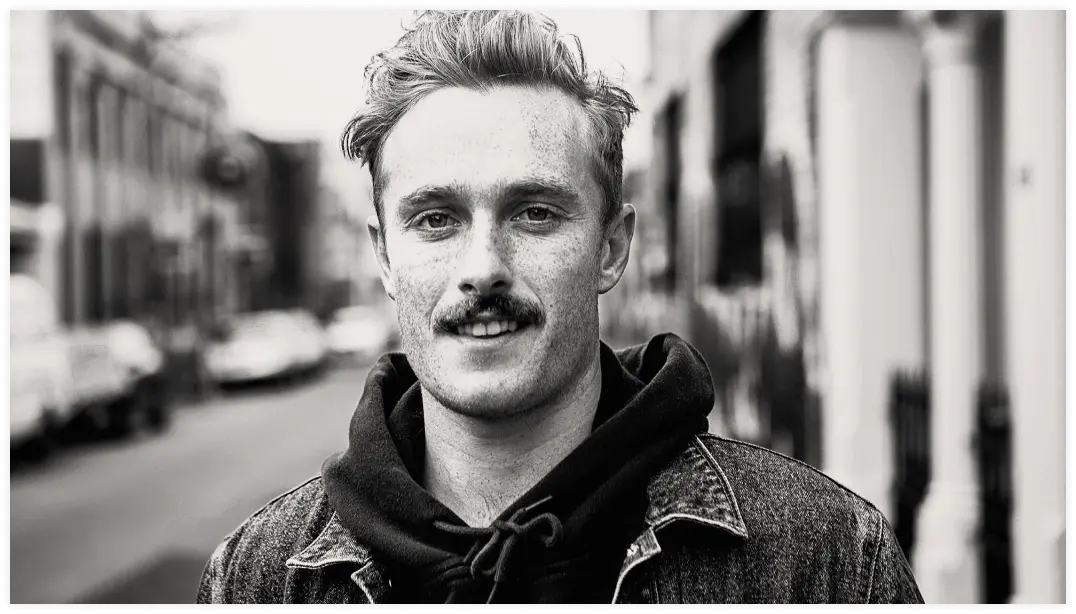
left=454, top=320, right=520, bottom=338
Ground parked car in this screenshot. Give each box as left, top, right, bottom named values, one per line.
left=105, top=320, right=172, bottom=435
left=284, top=309, right=329, bottom=376
left=204, top=311, right=300, bottom=386
left=325, top=305, right=399, bottom=365
left=10, top=275, right=76, bottom=461
left=65, top=326, right=130, bottom=439
left=66, top=319, right=171, bottom=440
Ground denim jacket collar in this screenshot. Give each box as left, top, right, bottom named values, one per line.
left=612, top=434, right=748, bottom=601
left=285, top=434, right=748, bottom=602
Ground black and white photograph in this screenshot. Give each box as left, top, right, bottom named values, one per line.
left=7, top=8, right=1068, bottom=604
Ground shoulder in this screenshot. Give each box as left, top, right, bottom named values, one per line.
left=231, top=475, right=332, bottom=546
left=694, top=433, right=885, bottom=543
left=642, top=435, right=920, bottom=603
left=198, top=476, right=333, bottom=603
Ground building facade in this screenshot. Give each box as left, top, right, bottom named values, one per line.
left=219, top=134, right=324, bottom=315
left=623, top=9, right=1064, bottom=604
left=10, top=10, right=244, bottom=340
left=316, top=183, right=382, bottom=317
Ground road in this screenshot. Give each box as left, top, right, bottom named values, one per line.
left=10, top=365, right=370, bottom=604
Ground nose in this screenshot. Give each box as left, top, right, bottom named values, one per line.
left=456, top=218, right=512, bottom=296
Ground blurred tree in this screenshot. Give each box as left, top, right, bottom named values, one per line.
left=135, top=12, right=239, bottom=59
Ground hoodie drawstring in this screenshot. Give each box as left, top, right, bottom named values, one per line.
left=433, top=496, right=563, bottom=603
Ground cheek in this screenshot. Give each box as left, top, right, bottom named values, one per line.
left=387, top=242, right=451, bottom=320
left=520, top=236, right=602, bottom=312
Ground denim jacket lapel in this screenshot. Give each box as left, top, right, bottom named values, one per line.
left=285, top=512, right=392, bottom=603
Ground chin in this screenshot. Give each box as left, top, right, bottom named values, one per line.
left=433, top=372, right=542, bottom=419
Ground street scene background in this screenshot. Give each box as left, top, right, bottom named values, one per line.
left=8, top=10, right=1066, bottom=604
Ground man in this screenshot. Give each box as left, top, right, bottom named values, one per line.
left=198, top=10, right=923, bottom=604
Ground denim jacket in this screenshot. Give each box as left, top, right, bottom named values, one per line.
left=196, top=433, right=924, bottom=603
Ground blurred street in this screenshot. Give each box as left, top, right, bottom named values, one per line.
left=10, top=364, right=369, bottom=604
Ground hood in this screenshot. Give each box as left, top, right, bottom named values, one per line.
left=321, top=333, right=714, bottom=603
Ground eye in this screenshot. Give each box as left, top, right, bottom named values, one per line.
left=525, top=207, right=550, bottom=222
left=514, top=206, right=556, bottom=223
left=415, top=212, right=456, bottom=229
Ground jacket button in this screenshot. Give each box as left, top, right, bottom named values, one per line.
left=640, top=586, right=652, bottom=601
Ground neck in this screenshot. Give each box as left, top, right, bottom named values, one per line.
left=422, top=350, right=603, bottom=527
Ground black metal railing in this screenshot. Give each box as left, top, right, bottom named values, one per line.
left=888, top=370, right=931, bottom=561
left=975, top=381, right=1013, bottom=604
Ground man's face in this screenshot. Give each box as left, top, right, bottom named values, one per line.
left=371, top=85, right=629, bottom=419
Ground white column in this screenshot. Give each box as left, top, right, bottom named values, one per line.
left=909, top=11, right=984, bottom=604
left=816, top=23, right=925, bottom=519
left=1004, top=11, right=1066, bottom=605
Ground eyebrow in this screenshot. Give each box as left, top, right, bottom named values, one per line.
left=500, top=178, right=583, bottom=208
left=395, top=177, right=584, bottom=220
left=396, top=184, right=467, bottom=219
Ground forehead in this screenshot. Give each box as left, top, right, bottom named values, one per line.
left=379, top=85, right=599, bottom=212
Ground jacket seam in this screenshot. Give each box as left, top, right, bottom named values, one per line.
left=286, top=512, right=374, bottom=569
left=351, top=561, right=379, bottom=603
left=652, top=512, right=744, bottom=535
left=696, top=434, right=884, bottom=516
left=243, top=474, right=324, bottom=529
left=863, top=509, right=885, bottom=603
left=288, top=555, right=371, bottom=570
left=691, top=435, right=749, bottom=538
left=611, top=529, right=662, bottom=604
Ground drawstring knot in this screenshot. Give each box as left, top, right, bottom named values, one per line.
left=433, top=496, right=563, bottom=603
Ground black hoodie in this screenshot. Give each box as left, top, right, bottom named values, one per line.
left=321, top=333, right=713, bottom=603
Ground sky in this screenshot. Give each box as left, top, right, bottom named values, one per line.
left=152, top=10, right=652, bottom=213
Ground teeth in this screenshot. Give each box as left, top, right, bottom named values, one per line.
left=455, top=321, right=520, bottom=337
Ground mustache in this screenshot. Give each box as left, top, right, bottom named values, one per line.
left=435, top=294, right=544, bottom=331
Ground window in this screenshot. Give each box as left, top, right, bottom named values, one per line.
left=658, top=96, right=683, bottom=293
left=129, top=97, right=147, bottom=171
left=53, top=49, right=73, bottom=152
left=147, top=108, right=164, bottom=175
left=87, top=75, right=103, bottom=160
left=712, top=11, right=764, bottom=288
left=114, top=88, right=127, bottom=163
left=86, top=225, right=106, bottom=323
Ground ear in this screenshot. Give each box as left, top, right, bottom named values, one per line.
left=598, top=203, right=636, bottom=294
left=367, top=215, right=396, bottom=300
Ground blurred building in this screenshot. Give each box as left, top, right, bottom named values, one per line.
left=215, top=133, right=325, bottom=316
left=316, top=183, right=380, bottom=317
left=614, top=9, right=1063, bottom=604
left=205, top=130, right=390, bottom=321
left=10, top=10, right=245, bottom=345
